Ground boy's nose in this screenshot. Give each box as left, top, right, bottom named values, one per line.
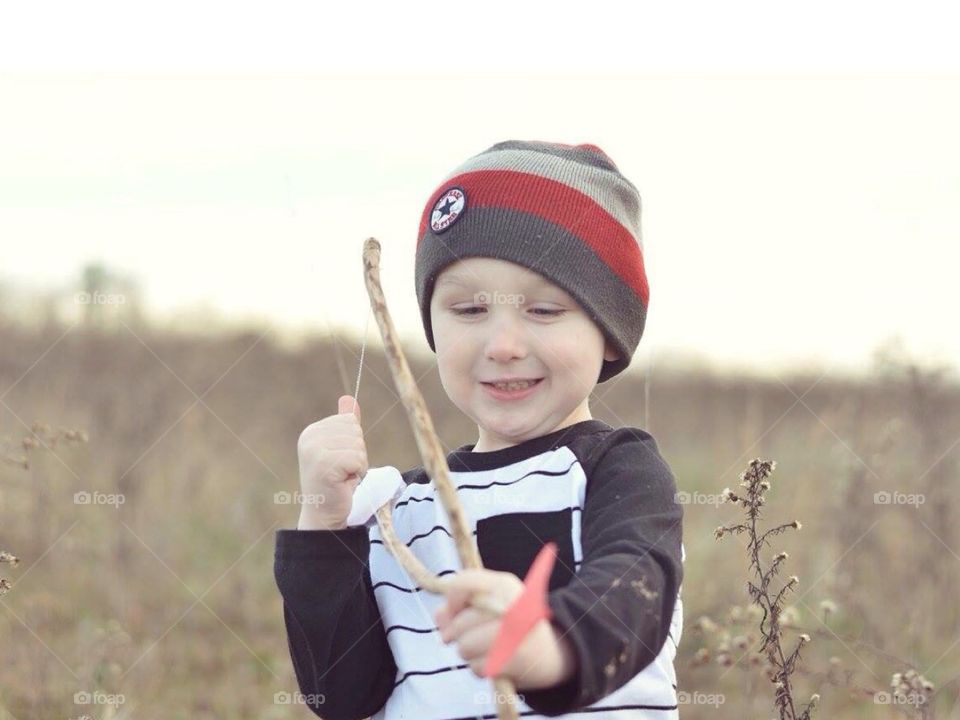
left=483, top=313, right=529, bottom=362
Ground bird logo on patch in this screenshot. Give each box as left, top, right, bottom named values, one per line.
left=430, top=186, right=466, bottom=234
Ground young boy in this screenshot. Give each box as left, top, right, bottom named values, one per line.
left=274, top=140, right=685, bottom=719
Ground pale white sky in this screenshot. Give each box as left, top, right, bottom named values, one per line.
left=1, top=2, right=958, bottom=379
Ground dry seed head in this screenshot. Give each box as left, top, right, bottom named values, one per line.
left=775, top=551, right=789, bottom=562
left=0, top=551, right=19, bottom=567
left=694, top=615, right=718, bottom=634
left=64, top=429, right=89, bottom=443
left=792, top=520, right=802, bottom=530
left=798, top=633, right=811, bottom=644
left=819, top=599, right=838, bottom=616
left=780, top=606, right=801, bottom=627
left=693, top=648, right=711, bottom=665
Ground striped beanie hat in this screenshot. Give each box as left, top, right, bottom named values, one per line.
left=414, top=140, right=648, bottom=384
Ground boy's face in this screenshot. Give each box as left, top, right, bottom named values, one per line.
left=430, top=257, right=621, bottom=452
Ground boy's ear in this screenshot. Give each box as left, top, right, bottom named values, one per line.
left=603, top=341, right=622, bottom=362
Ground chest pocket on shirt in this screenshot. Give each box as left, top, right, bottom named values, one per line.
left=475, top=509, right=576, bottom=591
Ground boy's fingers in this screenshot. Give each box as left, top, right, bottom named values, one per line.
left=443, top=570, right=497, bottom=616
left=337, top=395, right=362, bottom=423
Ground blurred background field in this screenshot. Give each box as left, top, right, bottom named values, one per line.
left=1, top=299, right=958, bottom=719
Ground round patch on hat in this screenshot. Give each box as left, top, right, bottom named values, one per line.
left=430, top=186, right=466, bottom=234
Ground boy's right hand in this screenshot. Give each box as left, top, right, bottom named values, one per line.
left=296, top=394, right=369, bottom=530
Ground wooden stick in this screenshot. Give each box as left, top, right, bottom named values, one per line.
left=362, top=238, right=520, bottom=720
left=374, top=504, right=507, bottom=616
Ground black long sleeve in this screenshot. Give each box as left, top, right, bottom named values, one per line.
left=519, top=429, right=684, bottom=716
left=273, top=525, right=397, bottom=720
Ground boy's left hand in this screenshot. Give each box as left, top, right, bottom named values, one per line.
left=433, top=568, right=576, bottom=690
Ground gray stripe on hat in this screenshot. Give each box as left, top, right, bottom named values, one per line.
left=415, top=205, right=646, bottom=384
left=438, top=147, right=643, bottom=250
left=484, top=140, right=623, bottom=172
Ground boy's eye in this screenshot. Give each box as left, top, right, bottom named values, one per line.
left=450, top=306, right=566, bottom=317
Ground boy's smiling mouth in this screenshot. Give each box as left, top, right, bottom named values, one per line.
left=480, top=377, right=544, bottom=400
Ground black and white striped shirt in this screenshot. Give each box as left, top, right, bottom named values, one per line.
left=275, top=419, right=685, bottom=720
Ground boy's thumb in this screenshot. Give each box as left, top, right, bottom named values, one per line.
left=338, top=394, right=361, bottom=422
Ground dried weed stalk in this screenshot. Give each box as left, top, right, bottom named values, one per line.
left=1, top=420, right=88, bottom=595
left=714, top=458, right=818, bottom=720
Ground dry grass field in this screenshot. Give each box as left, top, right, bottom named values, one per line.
left=1, top=317, right=958, bottom=719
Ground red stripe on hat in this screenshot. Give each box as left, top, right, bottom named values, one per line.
left=418, top=169, right=648, bottom=304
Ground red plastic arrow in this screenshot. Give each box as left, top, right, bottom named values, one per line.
left=482, top=541, right=557, bottom=678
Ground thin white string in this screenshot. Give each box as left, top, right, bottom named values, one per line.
left=351, top=309, right=371, bottom=485
left=353, top=308, right=370, bottom=416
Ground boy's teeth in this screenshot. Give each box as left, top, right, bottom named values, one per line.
left=492, top=380, right=537, bottom=390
